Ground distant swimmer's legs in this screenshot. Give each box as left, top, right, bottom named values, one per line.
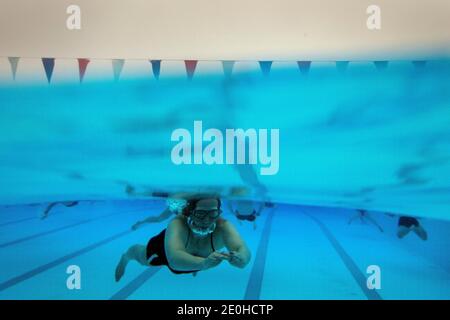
left=365, top=214, right=384, bottom=233
left=253, top=221, right=257, bottom=230
left=63, top=201, right=79, bottom=207
left=348, top=211, right=363, bottom=225
left=115, top=244, right=148, bottom=282
left=397, top=226, right=411, bottom=239
left=41, top=202, right=59, bottom=220
left=41, top=201, right=79, bottom=220
left=412, top=226, right=428, bottom=241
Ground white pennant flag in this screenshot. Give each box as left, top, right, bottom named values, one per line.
left=8, top=57, right=20, bottom=80
left=222, top=61, right=235, bottom=78
left=112, top=59, right=125, bottom=81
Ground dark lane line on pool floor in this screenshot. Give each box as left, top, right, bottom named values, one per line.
left=302, top=209, right=382, bottom=300
left=0, top=216, right=37, bottom=228
left=243, top=209, right=275, bottom=300
left=0, top=207, right=154, bottom=249
left=0, top=230, right=132, bottom=292
left=110, top=267, right=162, bottom=300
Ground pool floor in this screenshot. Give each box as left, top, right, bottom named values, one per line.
left=0, top=200, right=449, bottom=299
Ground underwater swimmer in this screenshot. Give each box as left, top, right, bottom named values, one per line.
left=228, top=199, right=265, bottom=230
left=41, top=201, right=79, bottom=220
left=397, top=216, right=428, bottom=241
left=115, top=198, right=251, bottom=281
left=348, top=209, right=383, bottom=232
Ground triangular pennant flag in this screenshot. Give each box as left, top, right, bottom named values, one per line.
left=112, top=59, right=125, bottom=81
left=42, top=58, right=55, bottom=83
left=150, top=60, right=161, bottom=79
left=374, top=61, right=388, bottom=70
left=297, top=61, right=311, bottom=75
left=259, top=61, right=272, bottom=76
left=412, top=61, right=427, bottom=69
left=8, top=57, right=19, bottom=80
left=222, top=61, right=235, bottom=78
left=336, top=61, right=349, bottom=73
left=77, top=58, right=90, bottom=83
left=185, top=60, right=198, bottom=80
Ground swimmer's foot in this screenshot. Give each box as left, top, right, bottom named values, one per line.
left=397, top=226, right=410, bottom=239
left=413, top=227, right=428, bottom=241
left=64, top=201, right=79, bottom=207
left=40, top=210, right=50, bottom=220
left=115, top=254, right=129, bottom=282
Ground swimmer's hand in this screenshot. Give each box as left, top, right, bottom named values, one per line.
left=201, top=251, right=230, bottom=270
left=227, top=251, right=246, bottom=268
left=125, top=185, right=135, bottom=195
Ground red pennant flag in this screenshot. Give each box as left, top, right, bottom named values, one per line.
left=77, top=58, right=90, bottom=83
left=297, top=61, right=311, bottom=75
left=185, top=60, right=198, bottom=80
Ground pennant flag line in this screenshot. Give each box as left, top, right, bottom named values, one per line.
left=112, top=59, right=125, bottom=81
left=259, top=61, right=272, bottom=76
left=297, top=61, right=311, bottom=75
left=336, top=61, right=349, bottom=73
left=150, top=60, right=161, bottom=79
left=222, top=61, right=235, bottom=78
left=184, top=60, right=198, bottom=80
left=5, top=57, right=437, bottom=82
left=374, top=61, right=388, bottom=70
left=8, top=57, right=19, bottom=80
left=77, top=58, right=90, bottom=83
left=42, top=58, right=55, bottom=83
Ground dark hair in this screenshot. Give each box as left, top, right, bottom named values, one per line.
left=182, top=197, right=221, bottom=217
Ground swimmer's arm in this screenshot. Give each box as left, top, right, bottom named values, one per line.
left=255, top=201, right=265, bottom=215
left=140, top=208, right=172, bottom=224
left=164, top=220, right=206, bottom=271
left=222, top=221, right=251, bottom=268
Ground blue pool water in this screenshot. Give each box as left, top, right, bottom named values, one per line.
left=0, top=60, right=449, bottom=299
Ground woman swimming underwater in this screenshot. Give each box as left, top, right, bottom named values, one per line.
left=115, top=197, right=251, bottom=281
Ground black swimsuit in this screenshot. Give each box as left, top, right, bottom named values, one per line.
left=398, top=216, right=420, bottom=228
left=236, top=210, right=257, bottom=222
left=146, top=228, right=215, bottom=274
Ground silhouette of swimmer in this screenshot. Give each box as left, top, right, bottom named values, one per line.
left=115, top=197, right=251, bottom=281
left=396, top=216, right=428, bottom=241
left=227, top=200, right=265, bottom=230
left=126, top=184, right=217, bottom=230
left=41, top=201, right=79, bottom=220
left=348, top=209, right=384, bottom=232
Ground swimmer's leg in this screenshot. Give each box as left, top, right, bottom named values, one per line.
left=397, top=226, right=411, bottom=239
left=63, top=201, right=79, bottom=207
left=365, top=215, right=384, bottom=232
left=348, top=213, right=360, bottom=225
left=412, top=226, right=428, bottom=241
left=253, top=221, right=257, bottom=231
left=115, top=244, right=148, bottom=282
left=41, top=202, right=59, bottom=220
left=132, top=208, right=173, bottom=230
